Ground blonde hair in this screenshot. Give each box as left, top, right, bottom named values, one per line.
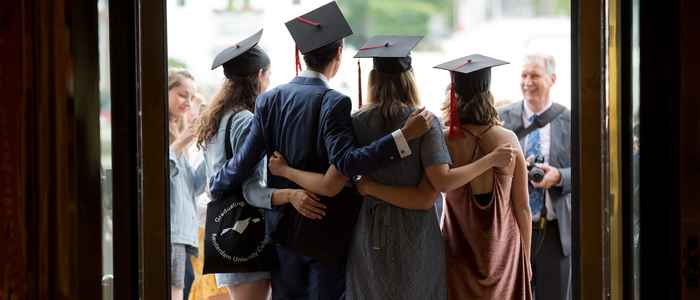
left=168, top=68, right=194, bottom=90
left=168, top=68, right=194, bottom=143
left=366, top=69, right=420, bottom=131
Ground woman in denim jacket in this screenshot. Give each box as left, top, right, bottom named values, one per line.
left=168, top=68, right=207, bottom=300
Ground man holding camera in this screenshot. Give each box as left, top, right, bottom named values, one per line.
left=498, top=54, right=572, bottom=300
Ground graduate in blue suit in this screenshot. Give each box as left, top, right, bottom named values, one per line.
left=208, top=2, right=434, bottom=299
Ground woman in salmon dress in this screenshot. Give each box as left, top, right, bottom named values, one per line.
left=437, top=54, right=533, bottom=300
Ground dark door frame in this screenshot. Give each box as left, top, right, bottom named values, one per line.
left=109, top=0, right=141, bottom=298
left=11, top=0, right=686, bottom=298
left=574, top=0, right=606, bottom=297
left=634, top=0, right=681, bottom=299
left=109, top=0, right=170, bottom=298
left=139, top=0, right=171, bottom=299
left=620, top=0, right=638, bottom=298
left=71, top=0, right=104, bottom=297
left=619, top=0, right=683, bottom=299
left=103, top=0, right=644, bottom=299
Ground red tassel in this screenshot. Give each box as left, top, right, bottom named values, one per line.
left=296, top=16, right=320, bottom=27
left=359, top=43, right=389, bottom=51
left=448, top=73, right=464, bottom=139
left=357, top=60, right=362, bottom=109
left=447, top=58, right=472, bottom=138
left=295, top=48, right=302, bottom=76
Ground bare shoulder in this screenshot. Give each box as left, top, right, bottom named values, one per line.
left=489, top=126, right=519, bottom=142
left=482, top=126, right=521, bottom=154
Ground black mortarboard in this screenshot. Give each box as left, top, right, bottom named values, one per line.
left=354, top=35, right=422, bottom=74
left=285, top=1, right=353, bottom=54
left=211, top=29, right=270, bottom=78
left=285, top=1, right=353, bottom=75
left=352, top=35, right=422, bottom=108
left=434, top=54, right=509, bottom=138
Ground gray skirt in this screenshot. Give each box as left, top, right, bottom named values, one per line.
left=345, top=198, right=447, bottom=300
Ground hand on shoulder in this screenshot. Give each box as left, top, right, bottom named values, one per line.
left=492, top=126, right=522, bottom=150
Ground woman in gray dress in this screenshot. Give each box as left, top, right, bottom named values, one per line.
left=267, top=36, right=515, bottom=299
left=195, top=32, right=324, bottom=300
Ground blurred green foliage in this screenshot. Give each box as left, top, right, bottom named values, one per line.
left=552, top=0, right=570, bottom=15
left=339, top=0, right=570, bottom=48
left=339, top=0, right=452, bottom=48
left=533, top=0, right=570, bottom=16
left=168, top=58, right=188, bottom=70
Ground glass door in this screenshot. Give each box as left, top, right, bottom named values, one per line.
left=98, top=0, right=114, bottom=298
left=621, top=0, right=640, bottom=298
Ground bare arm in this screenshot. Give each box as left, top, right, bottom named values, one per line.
left=268, top=152, right=348, bottom=197
left=424, top=144, right=515, bottom=193
left=357, top=175, right=439, bottom=211
left=271, top=189, right=327, bottom=220
left=321, top=97, right=433, bottom=178
left=241, top=159, right=328, bottom=220
left=511, top=147, right=532, bottom=276
left=171, top=125, right=196, bottom=158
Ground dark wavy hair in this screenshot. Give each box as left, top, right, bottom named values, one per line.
left=194, top=69, right=267, bottom=149
left=442, top=84, right=501, bottom=127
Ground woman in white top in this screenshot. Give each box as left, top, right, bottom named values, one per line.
left=195, top=33, right=323, bottom=300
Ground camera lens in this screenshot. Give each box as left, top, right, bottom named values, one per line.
left=529, top=167, right=545, bottom=182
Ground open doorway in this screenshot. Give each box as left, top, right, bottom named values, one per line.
left=162, top=1, right=575, bottom=299
left=8, top=0, right=697, bottom=298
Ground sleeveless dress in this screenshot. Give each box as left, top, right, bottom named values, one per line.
left=442, top=127, right=532, bottom=300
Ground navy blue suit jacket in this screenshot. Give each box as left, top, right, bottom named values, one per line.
left=209, top=76, right=401, bottom=196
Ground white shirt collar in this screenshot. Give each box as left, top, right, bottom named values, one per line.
left=300, top=70, right=329, bottom=84
left=523, top=99, right=553, bottom=121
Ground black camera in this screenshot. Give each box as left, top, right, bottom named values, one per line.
left=527, top=155, right=546, bottom=183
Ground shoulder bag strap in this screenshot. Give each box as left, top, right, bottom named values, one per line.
left=224, top=112, right=236, bottom=160
left=514, top=103, right=566, bottom=140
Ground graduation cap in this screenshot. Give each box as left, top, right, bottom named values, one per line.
left=285, top=1, right=353, bottom=75
left=434, top=54, right=509, bottom=138
left=211, top=29, right=270, bottom=78
left=352, top=35, right=422, bottom=108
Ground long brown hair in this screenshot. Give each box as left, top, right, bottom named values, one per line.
left=366, top=69, right=420, bottom=130
left=168, top=68, right=194, bottom=143
left=442, top=85, right=501, bottom=127
left=194, top=71, right=265, bottom=149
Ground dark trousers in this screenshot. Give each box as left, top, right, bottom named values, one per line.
left=271, top=245, right=346, bottom=300
left=531, top=220, right=572, bottom=300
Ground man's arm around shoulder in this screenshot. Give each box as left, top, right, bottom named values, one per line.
left=209, top=100, right=267, bottom=197
left=321, top=94, right=432, bottom=177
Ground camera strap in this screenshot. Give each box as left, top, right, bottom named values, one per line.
left=513, top=102, right=566, bottom=140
